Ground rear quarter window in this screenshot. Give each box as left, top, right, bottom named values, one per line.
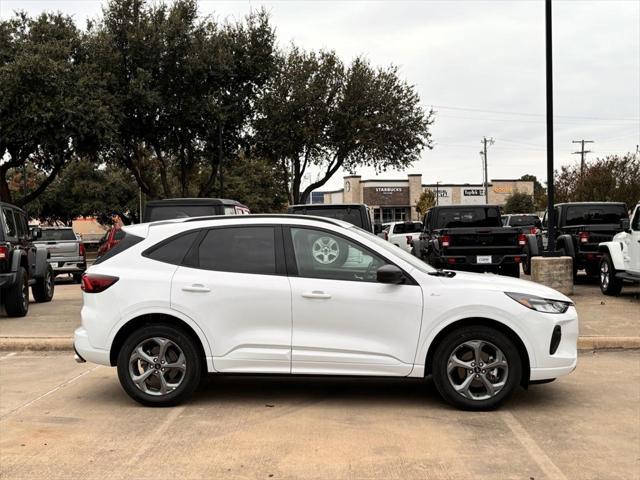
left=143, top=231, right=200, bottom=266
left=94, top=232, right=144, bottom=265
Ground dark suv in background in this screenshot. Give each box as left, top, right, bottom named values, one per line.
left=143, top=198, right=250, bottom=223
left=287, top=204, right=375, bottom=232
left=0, top=202, right=55, bottom=317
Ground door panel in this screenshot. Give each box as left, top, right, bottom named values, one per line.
left=171, top=267, right=292, bottom=373
left=287, top=226, right=423, bottom=376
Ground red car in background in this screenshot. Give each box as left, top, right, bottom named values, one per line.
left=97, top=225, right=125, bottom=258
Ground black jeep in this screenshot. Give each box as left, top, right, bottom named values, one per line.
left=0, top=202, right=55, bottom=317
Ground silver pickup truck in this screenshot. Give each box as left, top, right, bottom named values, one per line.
left=33, top=227, right=86, bottom=282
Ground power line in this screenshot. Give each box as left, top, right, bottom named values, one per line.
left=431, top=104, right=640, bottom=122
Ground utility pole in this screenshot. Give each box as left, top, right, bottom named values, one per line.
left=572, top=139, right=594, bottom=177
left=545, top=0, right=556, bottom=254
left=480, top=137, right=494, bottom=203
left=435, top=181, right=440, bottom=206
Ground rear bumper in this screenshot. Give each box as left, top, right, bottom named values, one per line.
left=437, top=253, right=526, bottom=269
left=0, top=272, right=16, bottom=289
left=575, top=251, right=603, bottom=267
left=74, top=327, right=111, bottom=366
left=49, top=257, right=86, bottom=273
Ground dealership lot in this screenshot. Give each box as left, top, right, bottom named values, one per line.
left=0, top=350, right=638, bottom=479
left=0, top=276, right=639, bottom=479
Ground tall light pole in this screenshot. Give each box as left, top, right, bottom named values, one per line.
left=480, top=137, right=494, bottom=203
left=435, top=181, right=441, bottom=206
left=545, top=0, right=556, bottom=254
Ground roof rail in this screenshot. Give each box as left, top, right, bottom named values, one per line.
left=148, top=213, right=347, bottom=228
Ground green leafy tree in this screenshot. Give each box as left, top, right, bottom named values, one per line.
left=555, top=153, right=639, bottom=208
left=519, top=174, right=547, bottom=211
left=255, top=48, right=434, bottom=204
left=503, top=190, right=535, bottom=214
left=0, top=12, right=113, bottom=205
left=12, top=160, right=139, bottom=225
left=93, top=0, right=276, bottom=199
left=415, top=189, right=436, bottom=218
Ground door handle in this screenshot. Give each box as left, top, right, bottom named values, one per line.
left=301, top=291, right=331, bottom=300
left=181, top=284, right=211, bottom=293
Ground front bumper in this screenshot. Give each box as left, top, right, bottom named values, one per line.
left=74, top=326, right=111, bottom=366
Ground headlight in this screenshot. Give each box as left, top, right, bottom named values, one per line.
left=505, top=292, right=572, bottom=314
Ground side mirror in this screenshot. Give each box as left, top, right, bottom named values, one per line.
left=377, top=264, right=404, bottom=284
left=373, top=224, right=383, bottom=235
left=31, top=227, right=42, bottom=240
left=620, top=218, right=630, bottom=232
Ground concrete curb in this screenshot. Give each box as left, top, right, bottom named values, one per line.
left=1, top=336, right=640, bottom=352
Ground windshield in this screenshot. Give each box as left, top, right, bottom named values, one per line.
left=292, top=207, right=364, bottom=228
left=392, top=222, right=423, bottom=234
left=40, top=229, right=77, bottom=241
left=434, top=207, right=502, bottom=228
left=565, top=205, right=627, bottom=226
left=351, top=226, right=435, bottom=273
left=508, top=215, right=540, bottom=227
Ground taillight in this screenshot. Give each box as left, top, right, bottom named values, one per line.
left=440, top=235, right=451, bottom=248
left=406, top=235, right=413, bottom=244
left=530, top=227, right=538, bottom=235
left=0, top=245, right=8, bottom=260
left=579, top=231, right=590, bottom=244
left=518, top=234, right=527, bottom=246
left=79, top=243, right=86, bottom=258
left=81, top=273, right=119, bottom=293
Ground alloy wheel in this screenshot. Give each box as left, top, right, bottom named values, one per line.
left=312, top=236, right=340, bottom=264
left=600, top=261, right=610, bottom=290
left=447, top=340, right=509, bottom=401
left=128, top=337, right=186, bottom=396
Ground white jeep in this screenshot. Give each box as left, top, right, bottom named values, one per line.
left=598, top=203, right=640, bottom=295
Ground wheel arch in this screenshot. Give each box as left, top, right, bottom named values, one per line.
left=597, top=242, right=625, bottom=270
left=424, top=317, right=531, bottom=388
left=109, top=313, right=209, bottom=371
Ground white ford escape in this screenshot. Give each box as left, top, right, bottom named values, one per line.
left=74, top=215, right=578, bottom=410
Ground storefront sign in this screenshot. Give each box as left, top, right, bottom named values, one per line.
left=493, top=186, right=513, bottom=194
left=463, top=188, right=484, bottom=196
left=363, top=186, right=409, bottom=205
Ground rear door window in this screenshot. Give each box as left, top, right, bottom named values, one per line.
left=145, top=231, right=200, bottom=266
left=197, top=226, right=277, bottom=275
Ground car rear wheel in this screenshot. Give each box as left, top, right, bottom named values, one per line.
left=32, top=265, right=55, bottom=303
left=4, top=266, right=29, bottom=317
left=599, top=254, right=623, bottom=296
left=117, top=324, right=202, bottom=407
left=432, top=326, right=522, bottom=410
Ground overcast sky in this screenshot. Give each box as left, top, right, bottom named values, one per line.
left=2, top=0, right=638, bottom=191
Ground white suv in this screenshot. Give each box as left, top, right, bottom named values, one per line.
left=74, top=215, right=578, bottom=410
left=381, top=221, right=423, bottom=252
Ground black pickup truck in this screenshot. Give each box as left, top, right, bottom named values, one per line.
left=538, top=202, right=628, bottom=278
left=411, top=205, right=537, bottom=277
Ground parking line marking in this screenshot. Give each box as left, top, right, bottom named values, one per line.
left=500, top=411, right=568, bottom=480
left=127, top=406, right=185, bottom=465
left=0, top=352, right=17, bottom=360
left=0, top=365, right=100, bottom=421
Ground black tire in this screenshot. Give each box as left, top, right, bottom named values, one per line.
left=4, top=266, right=29, bottom=317
left=117, top=324, right=202, bottom=407
left=32, top=265, right=55, bottom=303
left=431, top=326, right=522, bottom=411
left=599, top=254, right=623, bottom=296
left=522, top=246, right=532, bottom=275
left=502, top=263, right=520, bottom=278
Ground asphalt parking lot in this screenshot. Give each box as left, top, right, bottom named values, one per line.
left=0, top=274, right=639, bottom=479
left=0, top=350, right=638, bottom=479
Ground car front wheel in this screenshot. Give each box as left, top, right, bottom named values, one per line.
left=432, top=326, right=522, bottom=410
left=117, top=324, right=202, bottom=407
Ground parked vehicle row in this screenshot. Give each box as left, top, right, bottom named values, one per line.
left=0, top=202, right=55, bottom=317
left=33, top=227, right=86, bottom=283
left=75, top=214, right=578, bottom=410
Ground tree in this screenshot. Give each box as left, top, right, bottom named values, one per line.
left=0, top=12, right=113, bottom=205
left=503, top=191, right=535, bottom=214
left=255, top=48, right=434, bottom=204
left=555, top=153, right=639, bottom=208
left=11, top=160, right=139, bottom=225
left=519, top=174, right=547, bottom=211
left=93, top=0, right=276, bottom=199
left=415, top=189, right=436, bottom=218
